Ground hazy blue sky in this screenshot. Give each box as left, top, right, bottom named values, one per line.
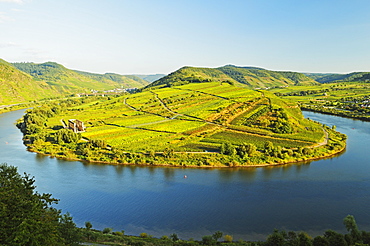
left=1, top=0, right=370, bottom=74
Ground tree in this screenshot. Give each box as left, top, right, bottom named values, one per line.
left=265, top=229, right=285, bottom=246
left=170, top=233, right=179, bottom=241
left=59, top=213, right=81, bottom=245
left=313, top=235, right=329, bottom=246
left=224, top=234, right=233, bottom=242
left=323, top=230, right=347, bottom=246
left=298, top=232, right=313, bottom=246
left=237, top=143, right=257, bottom=158
left=202, top=235, right=215, bottom=245
left=212, top=230, right=223, bottom=241
left=103, top=228, right=113, bottom=234
left=85, top=221, right=92, bottom=230
left=220, top=142, right=236, bottom=156
left=264, top=141, right=274, bottom=155
left=343, top=215, right=361, bottom=243
left=55, top=129, right=81, bottom=144
left=0, top=163, right=80, bottom=245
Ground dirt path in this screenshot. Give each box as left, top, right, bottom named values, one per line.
left=313, top=127, right=329, bottom=148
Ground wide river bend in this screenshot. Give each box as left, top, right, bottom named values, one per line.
left=0, top=109, right=369, bottom=241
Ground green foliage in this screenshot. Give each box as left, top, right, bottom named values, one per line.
left=146, top=65, right=318, bottom=90
left=85, top=221, right=92, bottom=230
left=224, top=234, right=233, bottom=242
left=220, top=142, right=236, bottom=156
left=170, top=233, right=179, bottom=241
left=103, top=228, right=113, bottom=234
left=212, top=231, right=223, bottom=241
left=305, top=71, right=370, bottom=83
left=55, top=129, right=81, bottom=144
left=77, top=215, right=370, bottom=246
left=0, top=163, right=81, bottom=245
left=271, top=82, right=370, bottom=122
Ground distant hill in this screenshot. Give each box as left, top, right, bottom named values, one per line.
left=135, top=74, right=166, bottom=83
left=146, top=65, right=318, bottom=89
left=305, top=72, right=370, bottom=83
left=73, top=70, right=149, bottom=88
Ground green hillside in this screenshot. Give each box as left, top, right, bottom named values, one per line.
left=218, top=65, right=318, bottom=87
left=73, top=70, right=149, bottom=88
left=13, top=62, right=125, bottom=92
left=0, top=60, right=153, bottom=105
left=147, top=65, right=318, bottom=89
left=0, top=59, right=59, bottom=105
left=305, top=72, right=370, bottom=83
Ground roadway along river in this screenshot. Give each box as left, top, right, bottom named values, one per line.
left=1, top=109, right=370, bottom=241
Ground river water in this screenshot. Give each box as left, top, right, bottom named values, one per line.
left=1, top=109, right=369, bottom=241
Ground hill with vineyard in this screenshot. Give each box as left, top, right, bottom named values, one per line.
left=0, top=59, right=60, bottom=105
left=19, top=81, right=346, bottom=167
left=146, top=65, right=318, bottom=89
left=0, top=58, right=151, bottom=105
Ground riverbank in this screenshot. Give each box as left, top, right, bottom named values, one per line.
left=301, top=106, right=370, bottom=122
left=24, top=126, right=346, bottom=169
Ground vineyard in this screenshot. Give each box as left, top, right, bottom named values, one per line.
left=20, top=82, right=346, bottom=167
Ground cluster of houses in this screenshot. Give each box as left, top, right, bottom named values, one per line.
left=76, top=88, right=138, bottom=97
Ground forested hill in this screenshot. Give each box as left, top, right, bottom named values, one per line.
left=304, top=72, right=370, bottom=83
left=146, top=65, right=318, bottom=89
left=73, top=70, right=149, bottom=88
left=0, top=59, right=60, bottom=105
left=0, top=58, right=153, bottom=105
left=13, top=62, right=149, bottom=91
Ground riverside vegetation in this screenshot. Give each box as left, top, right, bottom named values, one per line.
left=16, top=81, right=346, bottom=167
left=2, top=163, right=370, bottom=246
left=270, top=81, right=370, bottom=121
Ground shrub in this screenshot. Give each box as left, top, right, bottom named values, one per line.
left=102, top=227, right=112, bottom=234
left=224, top=234, right=233, bottom=242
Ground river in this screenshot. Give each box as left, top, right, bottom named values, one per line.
left=0, top=109, right=369, bottom=241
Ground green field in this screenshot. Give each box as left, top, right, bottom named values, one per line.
left=18, top=81, right=346, bottom=167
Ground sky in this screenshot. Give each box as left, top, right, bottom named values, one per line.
left=1, top=0, right=370, bottom=75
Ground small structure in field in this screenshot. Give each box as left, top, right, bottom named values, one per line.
left=68, top=119, right=86, bottom=133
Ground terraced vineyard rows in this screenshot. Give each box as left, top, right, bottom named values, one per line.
left=19, top=81, right=347, bottom=167
left=45, top=83, right=325, bottom=153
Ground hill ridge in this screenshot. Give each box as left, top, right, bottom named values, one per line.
left=147, top=65, right=318, bottom=89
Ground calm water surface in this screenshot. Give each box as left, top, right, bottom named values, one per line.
left=0, top=109, right=369, bottom=240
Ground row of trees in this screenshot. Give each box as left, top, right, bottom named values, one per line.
left=220, top=141, right=313, bottom=160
